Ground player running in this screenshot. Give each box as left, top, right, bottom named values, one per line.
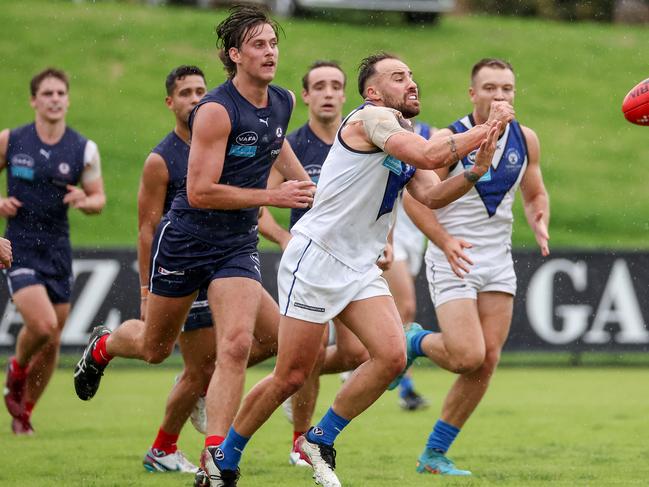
left=73, top=6, right=314, bottom=481
left=402, top=58, right=550, bottom=475
left=1, top=68, right=106, bottom=435
left=202, top=52, right=513, bottom=487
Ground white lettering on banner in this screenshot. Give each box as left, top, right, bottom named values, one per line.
left=61, top=259, right=121, bottom=345
left=584, top=259, right=649, bottom=344
left=527, top=259, right=591, bottom=344
left=527, top=258, right=649, bottom=345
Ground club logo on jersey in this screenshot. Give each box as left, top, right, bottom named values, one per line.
left=58, top=162, right=71, bottom=175
left=275, top=127, right=283, bottom=138
left=304, top=164, right=321, bottom=183
left=235, top=131, right=259, bottom=146
left=505, top=148, right=520, bottom=166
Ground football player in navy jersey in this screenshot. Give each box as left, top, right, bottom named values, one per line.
left=403, top=58, right=549, bottom=476
left=73, top=7, right=313, bottom=483
left=138, top=65, right=314, bottom=475
left=137, top=65, right=208, bottom=474
left=1, top=68, right=106, bottom=435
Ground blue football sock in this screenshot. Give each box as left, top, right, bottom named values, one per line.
left=306, top=407, right=350, bottom=446
left=426, top=419, right=460, bottom=453
left=399, top=375, right=414, bottom=398
left=411, top=330, right=433, bottom=358
left=215, top=426, right=250, bottom=470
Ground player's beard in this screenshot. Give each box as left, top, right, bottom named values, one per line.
left=384, top=92, right=419, bottom=119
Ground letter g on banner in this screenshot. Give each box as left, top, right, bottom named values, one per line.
left=526, top=259, right=591, bottom=345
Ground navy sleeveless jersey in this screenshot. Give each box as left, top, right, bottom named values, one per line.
left=449, top=114, right=528, bottom=217
left=151, top=131, right=189, bottom=214
left=287, top=123, right=332, bottom=229
left=169, top=79, right=293, bottom=247
left=5, top=123, right=86, bottom=244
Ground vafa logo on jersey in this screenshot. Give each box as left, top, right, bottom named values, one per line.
left=235, top=131, right=258, bottom=146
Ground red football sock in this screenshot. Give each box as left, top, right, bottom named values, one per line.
left=293, top=430, right=305, bottom=445
left=24, top=401, right=35, bottom=419
left=205, top=435, right=225, bottom=448
left=91, top=335, right=113, bottom=366
left=10, top=357, right=28, bottom=380
left=152, top=427, right=179, bottom=455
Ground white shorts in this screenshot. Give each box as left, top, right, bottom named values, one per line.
left=425, top=244, right=516, bottom=308
left=393, top=232, right=425, bottom=276
left=278, top=234, right=391, bottom=323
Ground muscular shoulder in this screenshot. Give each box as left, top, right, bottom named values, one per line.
left=142, top=152, right=170, bottom=186
left=520, top=125, right=540, bottom=162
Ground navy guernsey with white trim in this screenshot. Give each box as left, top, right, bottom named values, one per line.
left=5, top=123, right=86, bottom=244
left=168, top=79, right=293, bottom=247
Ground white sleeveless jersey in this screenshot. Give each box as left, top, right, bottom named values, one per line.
left=431, top=115, right=528, bottom=252
left=292, top=104, right=416, bottom=273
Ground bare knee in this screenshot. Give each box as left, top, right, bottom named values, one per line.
left=27, top=318, right=58, bottom=344
left=480, top=348, right=502, bottom=375
left=275, top=367, right=309, bottom=398
left=381, top=348, right=407, bottom=379
left=219, top=332, right=253, bottom=366
left=449, top=349, right=485, bottom=374
left=143, top=345, right=174, bottom=365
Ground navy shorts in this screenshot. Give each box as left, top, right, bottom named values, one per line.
left=149, top=218, right=262, bottom=299
left=183, top=287, right=213, bottom=332
left=4, top=239, right=73, bottom=304
left=6, top=266, right=73, bottom=304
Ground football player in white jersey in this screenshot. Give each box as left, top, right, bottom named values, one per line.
left=207, top=52, right=513, bottom=487
left=402, top=58, right=550, bottom=476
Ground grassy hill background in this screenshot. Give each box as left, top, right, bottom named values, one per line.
left=0, top=0, right=647, bottom=250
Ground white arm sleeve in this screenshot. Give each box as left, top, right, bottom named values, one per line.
left=81, top=140, right=102, bottom=184
left=347, top=105, right=411, bottom=151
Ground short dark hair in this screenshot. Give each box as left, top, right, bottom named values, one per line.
left=165, top=65, right=205, bottom=95
left=215, top=5, right=281, bottom=79
left=357, top=52, right=400, bottom=97
left=30, top=68, right=69, bottom=97
left=471, top=58, right=514, bottom=84
left=302, top=60, right=346, bottom=91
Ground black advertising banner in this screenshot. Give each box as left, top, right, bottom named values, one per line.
left=0, top=249, right=647, bottom=352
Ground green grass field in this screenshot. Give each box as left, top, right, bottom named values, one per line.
left=0, top=0, right=647, bottom=249
left=1, top=364, right=648, bottom=486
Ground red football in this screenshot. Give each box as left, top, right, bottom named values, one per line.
left=622, top=78, right=649, bottom=125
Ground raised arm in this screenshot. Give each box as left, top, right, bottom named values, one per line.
left=519, top=126, right=550, bottom=256
left=187, top=102, right=314, bottom=210
left=404, top=122, right=500, bottom=209
left=384, top=102, right=513, bottom=170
